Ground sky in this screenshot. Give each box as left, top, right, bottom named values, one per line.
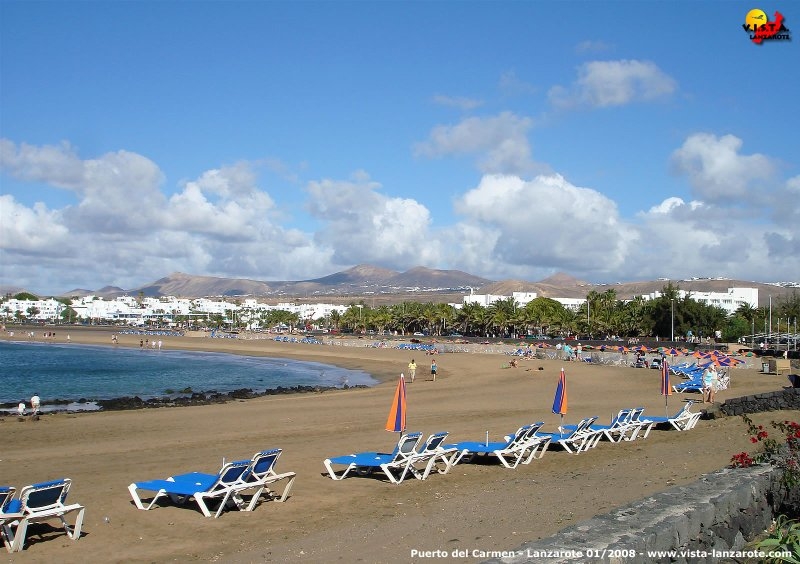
left=1, top=1, right=798, bottom=296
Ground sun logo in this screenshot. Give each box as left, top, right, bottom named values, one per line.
left=745, top=9, right=768, bottom=30
left=742, top=9, right=791, bottom=43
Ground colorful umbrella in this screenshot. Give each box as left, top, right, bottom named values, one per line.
left=664, top=347, right=681, bottom=356
left=634, top=345, right=649, bottom=352
left=385, top=373, right=407, bottom=433
left=552, top=368, right=568, bottom=436
left=660, top=358, right=672, bottom=416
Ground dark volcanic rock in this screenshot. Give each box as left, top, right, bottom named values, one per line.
left=92, top=384, right=368, bottom=412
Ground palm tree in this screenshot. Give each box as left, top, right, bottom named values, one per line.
left=328, top=310, right=342, bottom=331
left=456, top=302, right=484, bottom=336
left=487, top=297, right=518, bottom=338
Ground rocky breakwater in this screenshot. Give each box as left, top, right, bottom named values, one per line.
left=96, top=384, right=366, bottom=411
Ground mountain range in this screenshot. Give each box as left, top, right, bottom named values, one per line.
left=33, top=265, right=796, bottom=307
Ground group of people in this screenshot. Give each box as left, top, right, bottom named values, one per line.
left=406, top=358, right=437, bottom=382
left=17, top=393, right=41, bottom=417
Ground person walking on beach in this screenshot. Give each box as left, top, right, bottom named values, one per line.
left=408, top=359, right=417, bottom=383
left=430, top=359, right=437, bottom=382
left=31, top=393, right=41, bottom=415
left=17, top=401, right=25, bottom=417
left=702, top=365, right=717, bottom=403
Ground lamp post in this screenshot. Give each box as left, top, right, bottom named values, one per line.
left=670, top=299, right=674, bottom=342
left=769, top=295, right=772, bottom=342
left=587, top=299, right=590, bottom=336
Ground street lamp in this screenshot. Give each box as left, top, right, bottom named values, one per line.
left=670, top=299, right=674, bottom=342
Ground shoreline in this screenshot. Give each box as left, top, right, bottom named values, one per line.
left=1, top=327, right=395, bottom=413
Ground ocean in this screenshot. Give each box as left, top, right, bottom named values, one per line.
left=0, top=340, right=376, bottom=410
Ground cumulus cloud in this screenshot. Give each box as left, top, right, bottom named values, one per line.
left=306, top=171, right=442, bottom=268
left=1, top=139, right=167, bottom=233
left=0, top=195, right=69, bottom=256
left=451, top=174, right=637, bottom=275
left=0, top=139, right=85, bottom=189
left=0, top=140, right=335, bottom=291
left=413, top=112, right=537, bottom=175
left=549, top=59, right=677, bottom=109
left=2, top=131, right=798, bottom=294
left=671, top=133, right=776, bottom=203
left=166, top=162, right=277, bottom=240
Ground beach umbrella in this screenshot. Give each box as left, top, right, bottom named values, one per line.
left=615, top=346, right=629, bottom=353
left=552, top=368, right=568, bottom=437
left=660, top=358, right=672, bottom=416
left=664, top=347, right=681, bottom=357
left=634, top=345, right=649, bottom=352
left=384, top=373, right=407, bottom=433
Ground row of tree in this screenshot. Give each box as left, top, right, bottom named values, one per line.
left=320, top=285, right=799, bottom=342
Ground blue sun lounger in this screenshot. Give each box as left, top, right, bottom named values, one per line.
left=129, top=458, right=251, bottom=518
left=1, top=486, right=24, bottom=553
left=2, top=479, right=85, bottom=553
left=402, top=432, right=460, bottom=481
left=641, top=400, right=701, bottom=431
left=446, top=424, right=541, bottom=469
left=324, top=432, right=423, bottom=484
left=538, top=417, right=604, bottom=454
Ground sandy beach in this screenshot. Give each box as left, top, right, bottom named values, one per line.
left=1, top=328, right=794, bottom=563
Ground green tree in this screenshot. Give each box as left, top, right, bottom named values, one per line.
left=723, top=316, right=750, bottom=342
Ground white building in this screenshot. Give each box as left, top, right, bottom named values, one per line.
left=641, top=287, right=758, bottom=315
left=552, top=297, right=586, bottom=311
left=1, top=298, right=65, bottom=321
left=462, top=291, right=538, bottom=307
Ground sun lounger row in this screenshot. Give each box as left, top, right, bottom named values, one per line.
left=1, top=479, right=84, bottom=553
left=2, top=449, right=297, bottom=553
left=324, top=402, right=703, bottom=482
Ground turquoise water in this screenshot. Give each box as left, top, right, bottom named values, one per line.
left=0, top=340, right=376, bottom=408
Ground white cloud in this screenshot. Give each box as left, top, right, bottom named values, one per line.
left=305, top=172, right=442, bottom=268
left=0, top=141, right=335, bottom=291
left=0, top=195, right=69, bottom=255
left=1, top=133, right=798, bottom=295
left=0, top=139, right=84, bottom=189
left=671, top=133, right=776, bottom=203
left=166, top=162, right=276, bottom=240
left=498, top=70, right=538, bottom=97
left=574, top=40, right=612, bottom=54
left=451, top=174, right=637, bottom=275
left=432, top=94, right=483, bottom=111
left=549, top=59, right=677, bottom=109
left=413, top=112, right=537, bottom=175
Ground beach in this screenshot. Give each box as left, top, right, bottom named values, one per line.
left=1, top=328, right=794, bottom=563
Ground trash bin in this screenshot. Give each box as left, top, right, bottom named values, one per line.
left=762, top=362, right=770, bottom=373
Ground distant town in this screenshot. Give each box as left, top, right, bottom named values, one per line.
left=3, top=284, right=797, bottom=348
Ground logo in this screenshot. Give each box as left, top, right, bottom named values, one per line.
left=743, top=9, right=791, bottom=43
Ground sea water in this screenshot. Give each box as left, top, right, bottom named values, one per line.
left=0, top=340, right=376, bottom=409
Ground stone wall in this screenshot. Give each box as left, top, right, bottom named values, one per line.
left=490, top=465, right=777, bottom=564
left=721, top=387, right=800, bottom=416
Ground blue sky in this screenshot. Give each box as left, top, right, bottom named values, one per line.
left=1, top=1, right=798, bottom=295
